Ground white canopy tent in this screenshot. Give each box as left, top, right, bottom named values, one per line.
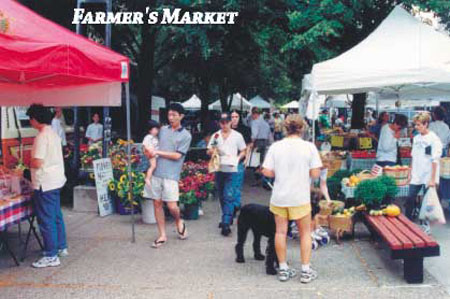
left=209, top=93, right=252, bottom=111
left=182, top=94, right=201, bottom=110
left=249, top=95, right=271, bottom=109
left=311, top=5, right=450, bottom=98
left=282, top=100, right=300, bottom=109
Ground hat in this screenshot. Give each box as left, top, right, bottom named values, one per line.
left=219, top=113, right=232, bottom=122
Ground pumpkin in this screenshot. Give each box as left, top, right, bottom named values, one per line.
left=383, top=204, right=401, bottom=217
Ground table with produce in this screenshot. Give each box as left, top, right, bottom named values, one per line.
left=348, top=148, right=412, bottom=171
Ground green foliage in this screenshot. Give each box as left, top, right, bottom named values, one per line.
left=326, top=176, right=343, bottom=201
left=377, top=175, right=398, bottom=198
left=332, top=169, right=351, bottom=181
left=354, top=179, right=387, bottom=207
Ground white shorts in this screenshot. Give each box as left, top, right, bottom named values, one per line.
left=143, top=176, right=179, bottom=202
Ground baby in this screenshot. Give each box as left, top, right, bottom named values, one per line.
left=142, top=120, right=160, bottom=186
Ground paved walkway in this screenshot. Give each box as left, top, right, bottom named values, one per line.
left=1, top=178, right=449, bottom=298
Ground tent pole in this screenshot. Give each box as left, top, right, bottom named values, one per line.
left=312, top=93, right=316, bottom=143
left=376, top=94, right=379, bottom=115
left=125, top=82, right=135, bottom=243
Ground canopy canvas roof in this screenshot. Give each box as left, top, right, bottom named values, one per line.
left=0, top=0, right=129, bottom=106
left=249, top=95, right=271, bottom=109
left=311, top=6, right=450, bottom=98
left=209, top=93, right=252, bottom=111
left=282, top=100, right=299, bottom=109
left=182, top=94, right=201, bottom=110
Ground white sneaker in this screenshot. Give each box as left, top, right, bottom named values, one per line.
left=58, top=249, right=69, bottom=257
left=420, top=222, right=431, bottom=235
left=198, top=209, right=204, bottom=216
left=32, top=256, right=60, bottom=268
left=300, top=268, right=318, bottom=283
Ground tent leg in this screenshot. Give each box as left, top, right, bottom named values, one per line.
left=312, top=95, right=316, bottom=143
left=125, top=83, right=135, bottom=244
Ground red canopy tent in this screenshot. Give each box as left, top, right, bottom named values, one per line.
left=0, top=1, right=137, bottom=240
left=0, top=0, right=129, bottom=106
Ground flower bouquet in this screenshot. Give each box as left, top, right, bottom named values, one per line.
left=208, top=133, right=220, bottom=173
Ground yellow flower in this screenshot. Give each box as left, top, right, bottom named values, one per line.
left=108, top=182, right=115, bottom=191
left=120, top=175, right=127, bottom=184
left=89, top=173, right=95, bottom=180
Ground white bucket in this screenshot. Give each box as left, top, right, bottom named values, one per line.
left=141, top=199, right=156, bottom=224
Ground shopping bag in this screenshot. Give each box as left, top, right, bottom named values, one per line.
left=419, top=187, right=446, bottom=224
left=208, top=149, right=220, bottom=173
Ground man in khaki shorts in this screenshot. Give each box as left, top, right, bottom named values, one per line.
left=145, top=103, right=192, bottom=248
left=262, top=114, right=322, bottom=283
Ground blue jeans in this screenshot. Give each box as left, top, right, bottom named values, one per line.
left=215, top=172, right=234, bottom=226
left=231, top=163, right=245, bottom=210
left=33, top=188, right=67, bottom=257
left=405, top=184, right=426, bottom=221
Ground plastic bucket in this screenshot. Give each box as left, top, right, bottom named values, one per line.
left=141, top=199, right=156, bottom=224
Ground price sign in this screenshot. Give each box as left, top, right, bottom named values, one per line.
left=331, top=136, right=344, bottom=148
left=359, top=137, right=373, bottom=149
left=93, top=158, right=114, bottom=217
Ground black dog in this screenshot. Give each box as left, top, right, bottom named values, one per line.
left=235, top=204, right=278, bottom=275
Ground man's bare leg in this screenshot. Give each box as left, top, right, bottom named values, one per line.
left=153, top=199, right=167, bottom=242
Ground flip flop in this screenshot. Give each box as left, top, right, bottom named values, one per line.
left=151, top=239, right=166, bottom=248
left=177, top=222, right=188, bottom=240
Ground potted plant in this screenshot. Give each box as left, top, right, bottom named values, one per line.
left=109, top=170, right=144, bottom=215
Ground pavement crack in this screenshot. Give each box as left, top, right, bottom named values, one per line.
left=351, top=240, right=380, bottom=287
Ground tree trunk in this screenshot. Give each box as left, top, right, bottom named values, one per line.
left=198, top=75, right=211, bottom=133
left=136, top=26, right=157, bottom=138
left=351, top=93, right=366, bottom=129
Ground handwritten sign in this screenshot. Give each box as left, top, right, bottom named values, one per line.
left=93, top=158, right=114, bottom=217
left=331, top=136, right=344, bottom=148
left=359, top=137, right=373, bottom=150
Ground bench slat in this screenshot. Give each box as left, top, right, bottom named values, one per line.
left=366, top=215, right=403, bottom=250
left=377, top=217, right=414, bottom=249
left=387, top=217, right=425, bottom=248
left=397, top=214, right=438, bottom=247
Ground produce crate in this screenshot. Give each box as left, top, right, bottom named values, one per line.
left=383, top=167, right=410, bottom=186
left=329, top=214, right=353, bottom=233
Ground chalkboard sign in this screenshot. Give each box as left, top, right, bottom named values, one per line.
left=93, top=158, right=114, bottom=217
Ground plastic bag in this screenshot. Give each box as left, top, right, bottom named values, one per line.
left=419, top=187, right=446, bottom=224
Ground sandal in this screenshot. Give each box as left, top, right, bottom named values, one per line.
left=177, top=222, right=188, bottom=240
left=151, top=238, right=166, bottom=248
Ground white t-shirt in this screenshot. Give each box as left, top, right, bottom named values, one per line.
left=142, top=134, right=159, bottom=150
left=31, top=126, right=67, bottom=192
left=410, top=131, right=442, bottom=185
left=51, top=117, right=67, bottom=146
left=376, top=124, right=397, bottom=163
left=429, top=121, right=450, bottom=148
left=85, top=123, right=103, bottom=144
left=263, top=138, right=322, bottom=207
left=207, top=130, right=246, bottom=173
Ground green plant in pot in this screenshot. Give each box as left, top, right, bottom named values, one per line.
left=354, top=179, right=387, bottom=210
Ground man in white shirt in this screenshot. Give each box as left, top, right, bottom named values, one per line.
left=429, top=106, right=450, bottom=154
left=85, top=113, right=103, bottom=145
left=207, top=112, right=246, bottom=236
left=51, top=107, right=67, bottom=146
left=262, top=114, right=322, bottom=284
left=376, top=114, right=408, bottom=167
left=406, top=113, right=442, bottom=233
left=27, top=104, right=67, bottom=268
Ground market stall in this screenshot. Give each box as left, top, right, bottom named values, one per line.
left=182, top=94, right=202, bottom=110
left=0, top=0, right=136, bottom=250
left=249, top=95, right=271, bottom=110
left=208, top=93, right=252, bottom=111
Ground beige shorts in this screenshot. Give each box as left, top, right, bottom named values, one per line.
left=270, top=203, right=312, bottom=220
left=143, top=176, right=179, bottom=202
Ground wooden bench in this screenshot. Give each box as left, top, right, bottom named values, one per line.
left=363, top=214, right=440, bottom=283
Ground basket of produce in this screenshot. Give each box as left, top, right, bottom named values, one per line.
left=440, top=157, right=450, bottom=179
left=329, top=214, right=353, bottom=232
left=356, top=170, right=375, bottom=181
left=383, top=165, right=410, bottom=186
left=319, top=200, right=345, bottom=216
